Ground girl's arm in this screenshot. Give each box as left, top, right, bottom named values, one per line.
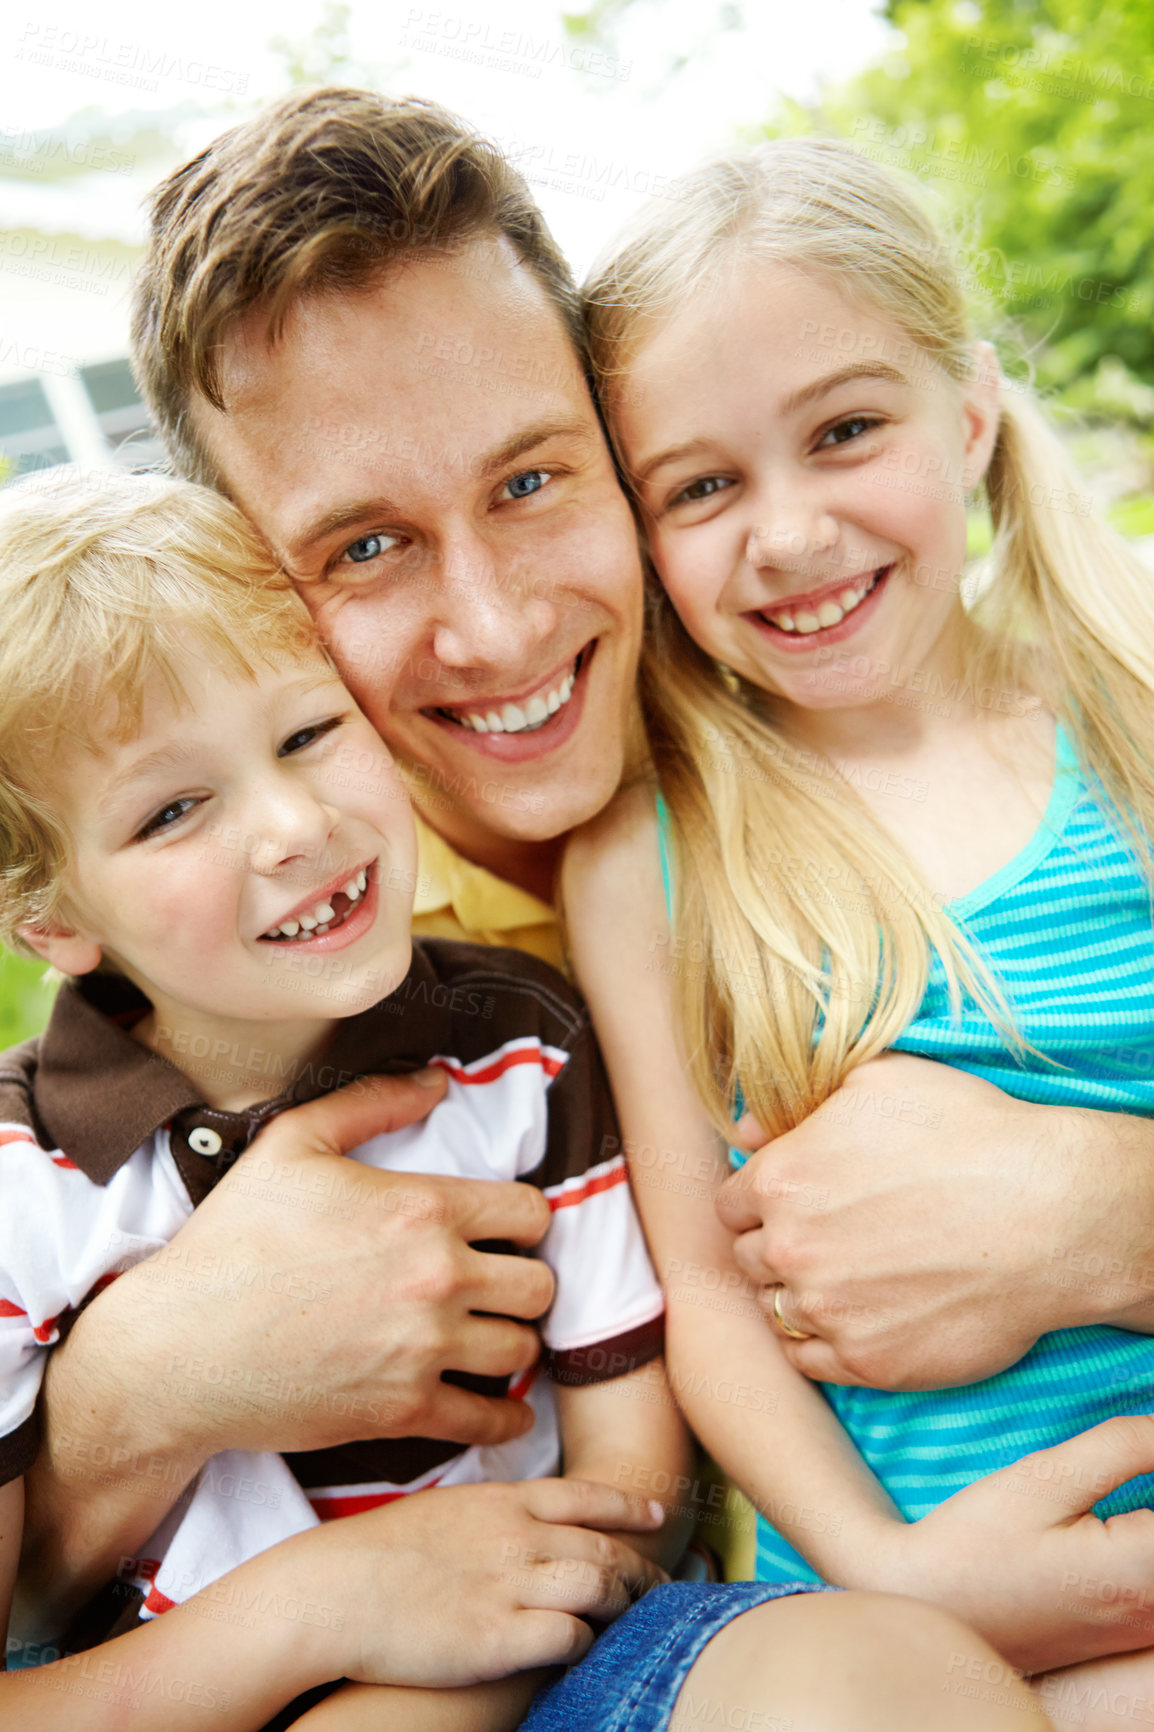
left=562, top=784, right=1154, bottom=1670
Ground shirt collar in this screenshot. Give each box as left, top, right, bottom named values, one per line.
left=35, top=950, right=453, bottom=1196
left=412, top=810, right=558, bottom=935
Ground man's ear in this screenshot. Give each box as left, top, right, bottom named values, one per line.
left=960, top=339, right=1002, bottom=492
left=17, top=918, right=102, bottom=976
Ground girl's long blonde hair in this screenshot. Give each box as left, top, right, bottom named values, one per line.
left=583, top=140, right=1154, bottom=1140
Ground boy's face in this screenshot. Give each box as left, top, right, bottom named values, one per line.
left=32, top=640, right=418, bottom=1030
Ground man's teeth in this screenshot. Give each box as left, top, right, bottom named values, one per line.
left=768, top=570, right=885, bottom=634
left=452, top=665, right=577, bottom=734
left=263, top=868, right=369, bottom=941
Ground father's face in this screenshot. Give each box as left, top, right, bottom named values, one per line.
left=195, top=237, right=644, bottom=861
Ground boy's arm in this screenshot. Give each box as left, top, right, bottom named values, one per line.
left=555, top=1357, right=694, bottom=1569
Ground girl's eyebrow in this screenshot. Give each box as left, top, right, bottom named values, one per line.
left=780, top=362, right=909, bottom=417
left=632, top=363, right=911, bottom=488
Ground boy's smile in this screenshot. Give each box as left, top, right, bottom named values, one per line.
left=28, top=640, right=417, bottom=1107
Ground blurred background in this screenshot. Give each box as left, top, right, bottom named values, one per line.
left=2, top=0, right=1152, bottom=1045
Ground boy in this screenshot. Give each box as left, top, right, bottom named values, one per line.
left=0, top=467, right=687, bottom=1728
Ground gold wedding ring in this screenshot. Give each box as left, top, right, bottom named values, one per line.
left=771, top=1285, right=814, bottom=1341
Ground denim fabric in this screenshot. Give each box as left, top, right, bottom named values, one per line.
left=520, top=1580, right=825, bottom=1731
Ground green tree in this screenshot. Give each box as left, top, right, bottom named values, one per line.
left=797, top=0, right=1154, bottom=409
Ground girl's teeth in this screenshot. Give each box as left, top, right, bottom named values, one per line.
left=794, top=611, right=821, bottom=634
left=769, top=572, right=882, bottom=635
left=816, top=600, right=843, bottom=628
left=840, top=588, right=862, bottom=611
left=457, top=664, right=578, bottom=733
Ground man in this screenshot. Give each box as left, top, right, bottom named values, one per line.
left=22, top=86, right=1154, bottom=1652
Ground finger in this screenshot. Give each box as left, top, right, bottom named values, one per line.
left=776, top=1335, right=872, bottom=1387
left=449, top=1314, right=545, bottom=1379
left=465, top=1243, right=555, bottom=1319
left=442, top=1178, right=552, bottom=1250
left=762, top=1283, right=820, bottom=1343
left=253, top=1070, right=448, bottom=1163
left=524, top=1477, right=667, bottom=1534
left=731, top=1227, right=781, bottom=1286
left=715, top=1163, right=778, bottom=1235
left=732, top=1112, right=770, bottom=1152
left=505, top=1610, right=595, bottom=1672
left=416, top=1383, right=537, bottom=1449
left=1011, top=1415, right=1154, bottom=1520
left=530, top=1526, right=668, bottom=1619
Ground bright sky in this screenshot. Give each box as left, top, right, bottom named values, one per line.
left=3, top=0, right=896, bottom=273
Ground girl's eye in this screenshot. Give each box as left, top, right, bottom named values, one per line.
left=340, top=531, right=401, bottom=566
left=501, top=469, right=551, bottom=501
left=278, top=716, right=343, bottom=758
left=135, top=796, right=200, bottom=841
left=669, top=476, right=733, bottom=506
left=817, top=415, right=882, bottom=449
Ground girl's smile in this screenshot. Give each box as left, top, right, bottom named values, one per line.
left=615, top=261, right=1000, bottom=718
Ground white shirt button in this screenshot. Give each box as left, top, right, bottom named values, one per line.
left=188, top=1126, right=224, bottom=1156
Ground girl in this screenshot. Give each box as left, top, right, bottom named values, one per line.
left=561, top=138, right=1154, bottom=1712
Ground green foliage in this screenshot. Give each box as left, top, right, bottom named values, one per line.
left=0, top=948, right=56, bottom=1049
left=782, top=0, right=1154, bottom=412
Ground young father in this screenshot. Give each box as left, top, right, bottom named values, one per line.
left=21, top=87, right=1154, bottom=1667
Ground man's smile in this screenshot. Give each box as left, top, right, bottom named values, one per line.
left=430, top=648, right=587, bottom=736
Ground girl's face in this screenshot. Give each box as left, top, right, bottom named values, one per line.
left=613, top=262, right=1001, bottom=712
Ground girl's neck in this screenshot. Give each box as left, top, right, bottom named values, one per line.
left=131, top=999, right=337, bottom=1113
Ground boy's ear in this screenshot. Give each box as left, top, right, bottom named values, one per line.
left=17, top=918, right=102, bottom=976
left=960, top=340, right=1002, bottom=491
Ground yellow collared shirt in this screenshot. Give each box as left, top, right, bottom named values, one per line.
left=410, top=811, right=569, bottom=978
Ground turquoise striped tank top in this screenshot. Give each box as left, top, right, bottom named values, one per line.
left=655, top=724, right=1154, bottom=1584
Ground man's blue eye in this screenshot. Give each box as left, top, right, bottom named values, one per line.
left=505, top=470, right=548, bottom=500
left=346, top=534, right=388, bottom=563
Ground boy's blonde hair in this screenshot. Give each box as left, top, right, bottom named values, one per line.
left=0, top=468, right=322, bottom=951
left=583, top=139, right=1154, bottom=1140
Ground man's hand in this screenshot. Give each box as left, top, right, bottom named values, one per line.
left=23, top=1073, right=555, bottom=1619
left=297, top=1478, right=669, bottom=1687
left=716, top=1053, right=1154, bottom=1389
left=868, top=1417, right=1154, bottom=1675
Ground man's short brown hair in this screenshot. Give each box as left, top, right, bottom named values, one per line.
left=130, top=86, right=584, bottom=486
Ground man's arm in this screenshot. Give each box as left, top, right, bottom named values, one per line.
left=717, top=1056, right=1154, bottom=1392
left=20, top=1072, right=556, bottom=1630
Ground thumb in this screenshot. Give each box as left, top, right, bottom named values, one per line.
left=253, top=1069, right=449, bottom=1163
left=1011, top=1415, right=1154, bottom=1522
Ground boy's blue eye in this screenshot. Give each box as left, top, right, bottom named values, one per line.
left=136, top=796, right=199, bottom=840
left=502, top=470, right=549, bottom=500
left=278, top=716, right=342, bottom=757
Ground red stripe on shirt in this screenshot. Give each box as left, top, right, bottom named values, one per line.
left=548, top=1164, right=628, bottom=1212
left=143, top=1586, right=177, bottom=1616
left=308, top=1481, right=443, bottom=1520
left=0, top=1129, right=33, bottom=1148
left=0, top=1299, right=27, bottom=1319
left=431, top=1047, right=565, bottom=1087
left=32, top=1313, right=62, bottom=1344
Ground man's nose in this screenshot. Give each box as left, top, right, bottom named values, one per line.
left=430, top=529, right=555, bottom=669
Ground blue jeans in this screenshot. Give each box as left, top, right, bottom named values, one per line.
left=520, top=1580, right=826, bottom=1731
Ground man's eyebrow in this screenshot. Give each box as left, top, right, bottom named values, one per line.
left=284, top=419, right=597, bottom=565
left=632, top=364, right=911, bottom=487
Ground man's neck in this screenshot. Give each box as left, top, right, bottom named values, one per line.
left=416, top=803, right=564, bottom=906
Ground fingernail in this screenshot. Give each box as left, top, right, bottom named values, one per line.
left=412, top=1066, right=443, bottom=1088
left=648, top=1500, right=665, bottom=1523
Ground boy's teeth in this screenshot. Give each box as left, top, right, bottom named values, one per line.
left=263, top=870, right=373, bottom=941
left=453, top=664, right=577, bottom=734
